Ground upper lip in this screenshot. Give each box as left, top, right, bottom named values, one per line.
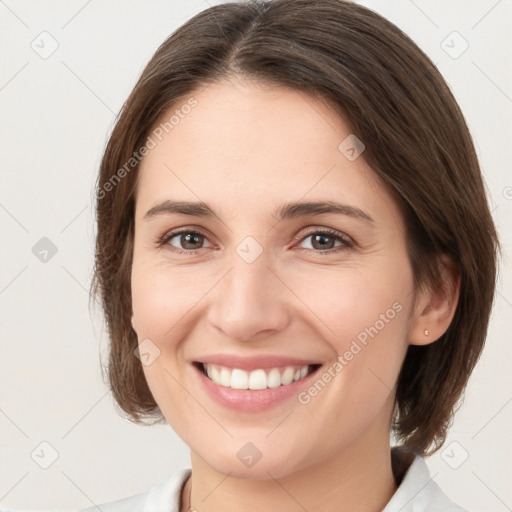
left=194, top=354, right=323, bottom=371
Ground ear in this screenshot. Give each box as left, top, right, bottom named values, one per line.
left=131, top=313, right=137, bottom=333
left=409, top=254, right=460, bottom=346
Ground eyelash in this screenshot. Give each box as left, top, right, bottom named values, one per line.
left=155, top=227, right=354, bottom=255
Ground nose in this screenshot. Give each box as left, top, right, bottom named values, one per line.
left=206, top=249, right=291, bottom=343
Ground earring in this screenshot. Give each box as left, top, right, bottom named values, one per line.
left=424, top=329, right=429, bottom=336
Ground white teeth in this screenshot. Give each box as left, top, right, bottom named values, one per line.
left=202, top=363, right=315, bottom=389
left=267, top=368, right=282, bottom=388
left=281, top=367, right=295, bottom=385
left=210, top=365, right=219, bottom=382
left=248, top=369, right=267, bottom=390
left=231, top=368, right=249, bottom=389
left=220, top=367, right=231, bottom=387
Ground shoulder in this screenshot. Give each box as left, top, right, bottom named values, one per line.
left=77, top=467, right=191, bottom=512
left=384, top=454, right=469, bottom=512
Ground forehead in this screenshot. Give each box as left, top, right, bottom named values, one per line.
left=135, top=78, right=399, bottom=226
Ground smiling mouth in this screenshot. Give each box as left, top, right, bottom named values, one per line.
left=194, top=362, right=322, bottom=390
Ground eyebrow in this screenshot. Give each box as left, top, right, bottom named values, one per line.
left=143, top=200, right=374, bottom=223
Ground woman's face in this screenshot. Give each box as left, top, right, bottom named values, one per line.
left=131, top=78, right=417, bottom=478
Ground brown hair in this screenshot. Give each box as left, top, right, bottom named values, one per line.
left=90, top=0, right=500, bottom=456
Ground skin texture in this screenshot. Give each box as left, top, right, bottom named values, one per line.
left=130, top=77, right=459, bottom=512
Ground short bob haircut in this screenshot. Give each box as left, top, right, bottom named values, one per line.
left=90, top=0, right=499, bottom=456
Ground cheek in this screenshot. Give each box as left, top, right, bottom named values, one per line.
left=291, top=261, right=413, bottom=398
left=132, top=260, right=202, bottom=414
left=292, top=261, right=412, bottom=346
left=290, top=273, right=412, bottom=445
left=131, top=259, right=207, bottom=341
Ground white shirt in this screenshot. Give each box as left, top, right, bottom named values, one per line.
left=72, top=455, right=467, bottom=512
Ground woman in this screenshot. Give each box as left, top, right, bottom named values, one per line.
left=86, top=0, right=499, bottom=510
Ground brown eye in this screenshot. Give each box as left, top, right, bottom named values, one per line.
left=173, top=232, right=205, bottom=250
left=159, top=229, right=212, bottom=253
left=298, top=229, right=353, bottom=254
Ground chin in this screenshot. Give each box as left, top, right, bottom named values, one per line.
left=191, top=436, right=314, bottom=480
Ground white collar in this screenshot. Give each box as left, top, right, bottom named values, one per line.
left=382, top=455, right=467, bottom=511
left=80, top=455, right=467, bottom=512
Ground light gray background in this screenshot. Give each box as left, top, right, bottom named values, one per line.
left=0, top=0, right=510, bottom=510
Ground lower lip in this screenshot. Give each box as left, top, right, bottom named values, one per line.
left=193, top=363, right=321, bottom=412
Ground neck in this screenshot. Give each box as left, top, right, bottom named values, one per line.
left=182, top=422, right=398, bottom=512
